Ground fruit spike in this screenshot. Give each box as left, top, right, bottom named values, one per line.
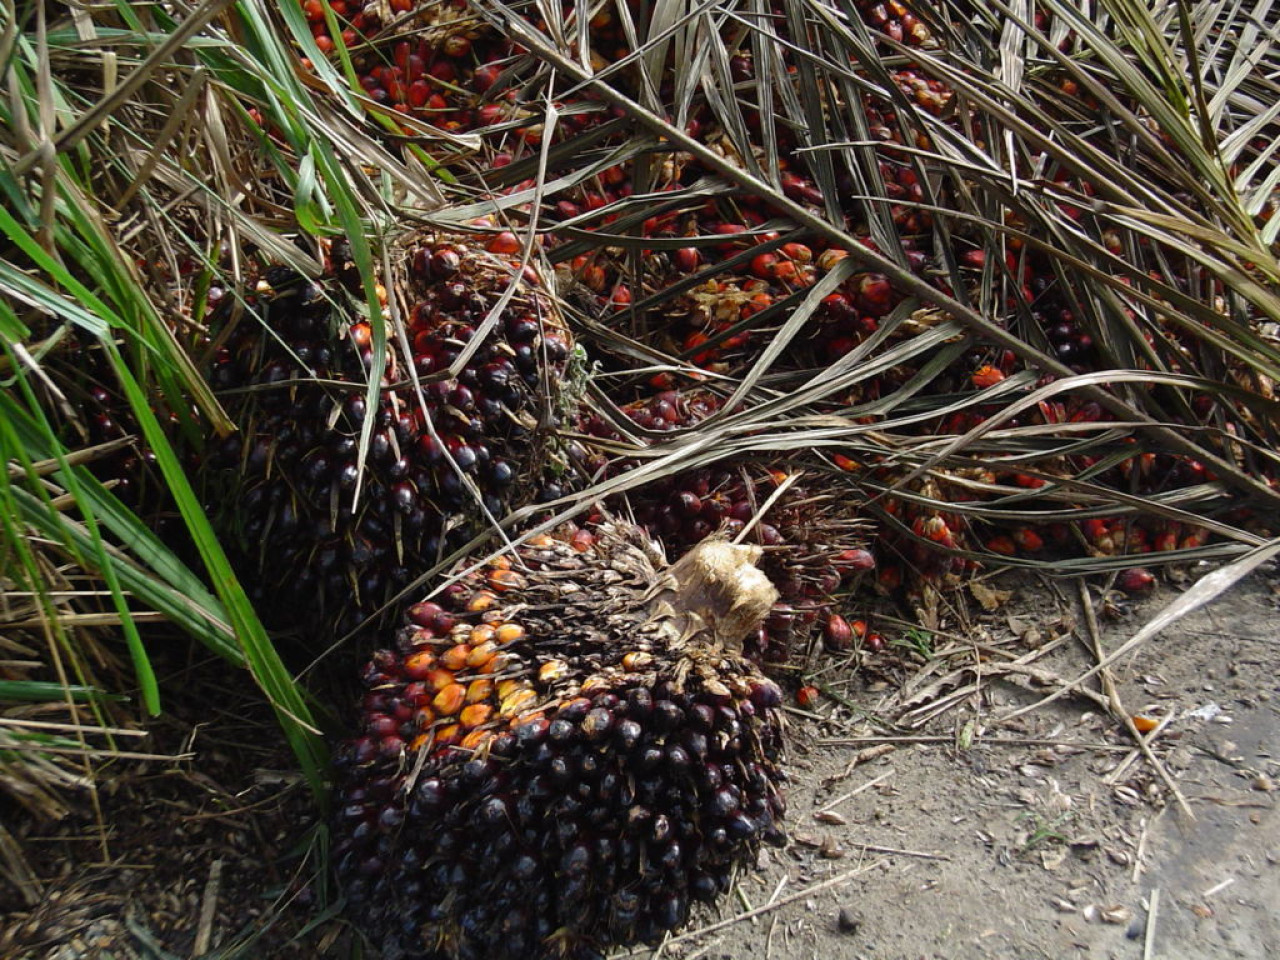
left=332, top=521, right=788, bottom=960
left=579, top=390, right=875, bottom=658
left=621, top=464, right=874, bottom=658
left=204, top=230, right=574, bottom=635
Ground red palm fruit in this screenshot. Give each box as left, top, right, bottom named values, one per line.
left=986, top=534, right=1017, bottom=556
left=835, top=548, right=876, bottom=572
left=333, top=522, right=787, bottom=959
left=781, top=242, right=813, bottom=263
left=750, top=251, right=779, bottom=279
left=972, top=364, right=1005, bottom=388
left=712, top=222, right=750, bottom=251
left=402, top=650, right=436, bottom=680
left=573, top=259, right=609, bottom=293
left=441, top=34, right=471, bottom=58
left=673, top=247, right=702, bottom=272
left=817, top=247, right=849, bottom=271
left=1116, top=567, right=1155, bottom=595
left=470, top=62, right=503, bottom=92
left=915, top=515, right=955, bottom=546
left=1180, top=527, right=1208, bottom=549
left=823, top=614, right=855, bottom=652
left=780, top=171, right=823, bottom=205
left=406, top=78, right=431, bottom=107
left=485, top=231, right=521, bottom=254
left=1081, top=517, right=1111, bottom=545
left=796, top=685, right=821, bottom=708
left=770, top=259, right=800, bottom=283
left=1012, top=527, right=1044, bottom=552
left=877, top=565, right=902, bottom=591
left=854, top=272, right=896, bottom=315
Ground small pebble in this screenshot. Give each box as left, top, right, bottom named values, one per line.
left=838, top=906, right=862, bottom=934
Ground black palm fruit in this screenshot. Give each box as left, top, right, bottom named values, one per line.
left=332, top=521, right=788, bottom=960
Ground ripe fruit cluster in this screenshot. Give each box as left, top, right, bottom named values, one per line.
left=332, top=523, right=787, bottom=959
left=204, top=232, right=573, bottom=632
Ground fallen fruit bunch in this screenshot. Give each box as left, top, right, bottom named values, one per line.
left=332, top=521, right=787, bottom=959
left=200, top=229, right=577, bottom=634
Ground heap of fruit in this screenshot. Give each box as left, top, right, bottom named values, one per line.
left=21, top=3, right=1280, bottom=958
left=203, top=230, right=575, bottom=633
left=332, top=522, right=787, bottom=959
left=159, top=0, right=1257, bottom=619
left=256, top=0, right=1280, bottom=951
left=174, top=0, right=1275, bottom=648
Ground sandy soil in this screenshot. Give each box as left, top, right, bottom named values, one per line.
left=678, top=568, right=1280, bottom=960
left=3, top=565, right=1277, bottom=959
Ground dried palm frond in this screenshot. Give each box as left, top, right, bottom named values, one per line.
left=366, top=0, right=1279, bottom=596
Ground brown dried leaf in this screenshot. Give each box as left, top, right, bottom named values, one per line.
left=1100, top=905, right=1133, bottom=925
left=970, top=581, right=1011, bottom=612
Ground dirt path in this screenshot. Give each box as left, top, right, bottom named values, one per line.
left=655, top=571, right=1280, bottom=960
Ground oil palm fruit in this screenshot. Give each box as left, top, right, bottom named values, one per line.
left=332, top=521, right=787, bottom=959
left=60, top=362, right=161, bottom=509
left=204, top=230, right=575, bottom=634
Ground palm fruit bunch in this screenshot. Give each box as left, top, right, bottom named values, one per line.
left=203, top=229, right=575, bottom=633
left=332, top=521, right=787, bottom=959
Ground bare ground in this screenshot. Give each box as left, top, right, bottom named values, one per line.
left=2, top=565, right=1277, bottom=959
left=673, top=567, right=1280, bottom=960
